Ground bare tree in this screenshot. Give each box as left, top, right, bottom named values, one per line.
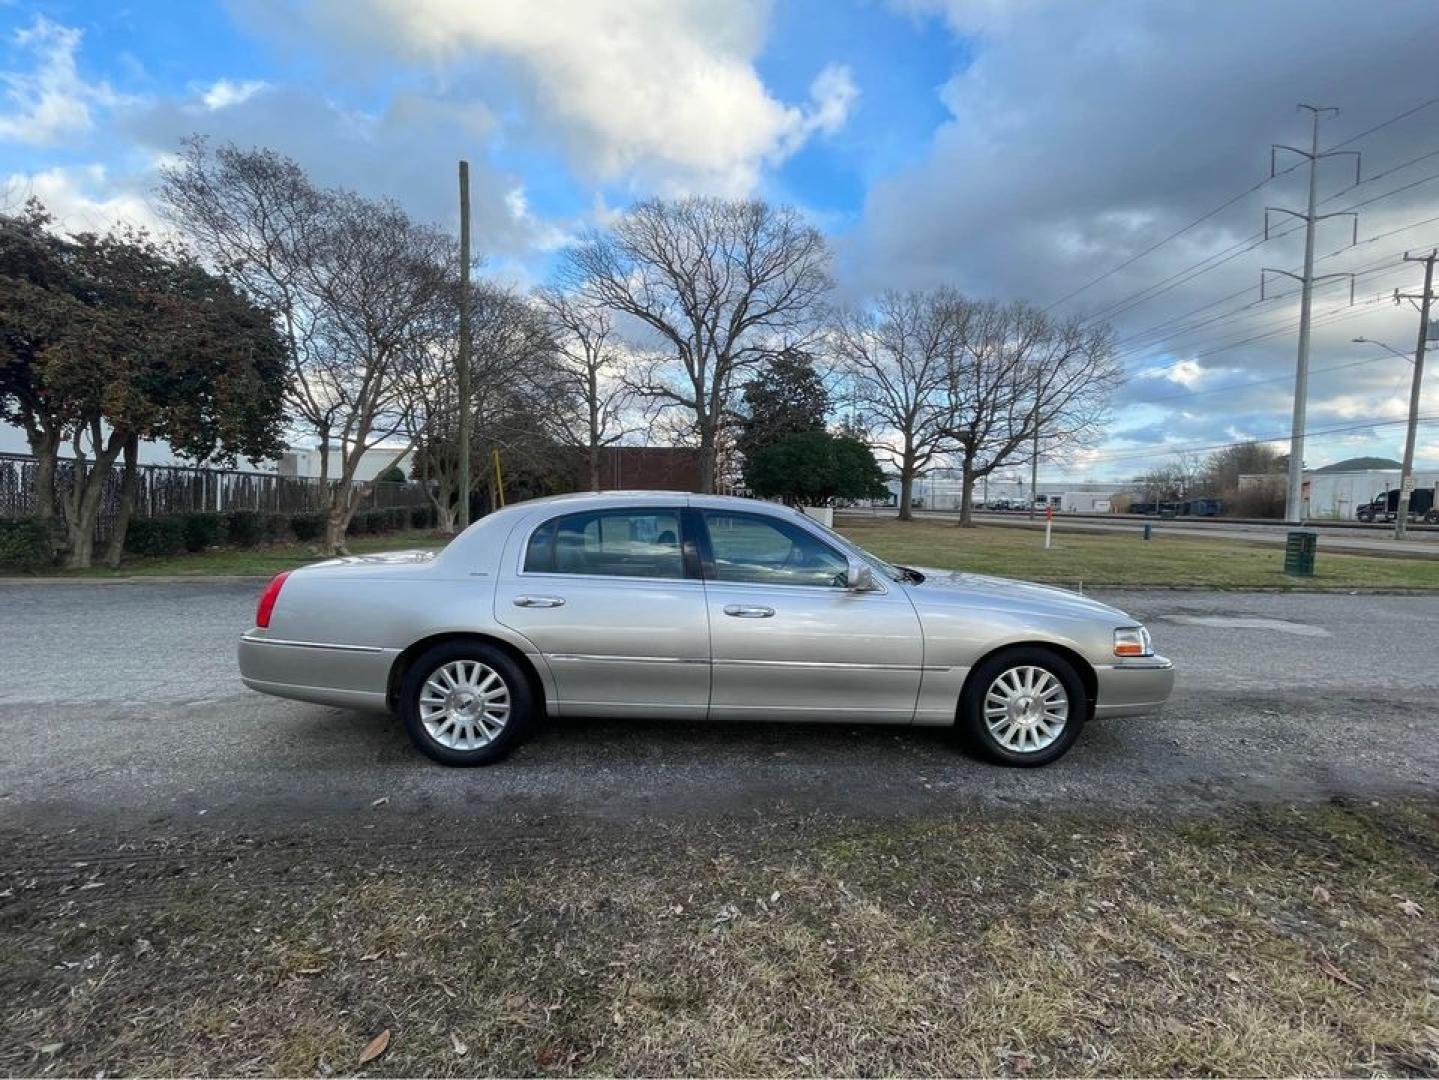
left=160, top=141, right=450, bottom=553
left=534, top=288, right=635, bottom=490
left=406, top=283, right=562, bottom=529
left=833, top=290, right=966, bottom=520
left=560, top=197, right=831, bottom=492
left=946, top=302, right=1122, bottom=526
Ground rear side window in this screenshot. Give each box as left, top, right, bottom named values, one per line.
left=524, top=509, right=685, bottom=579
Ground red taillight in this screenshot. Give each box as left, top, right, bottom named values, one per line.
left=255, top=570, right=291, bottom=628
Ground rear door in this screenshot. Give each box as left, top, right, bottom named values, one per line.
left=497, top=504, right=710, bottom=719
left=696, top=508, right=923, bottom=724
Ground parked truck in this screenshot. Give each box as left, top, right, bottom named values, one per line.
left=1355, top=485, right=1437, bottom=523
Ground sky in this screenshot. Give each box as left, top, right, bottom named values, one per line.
left=3, top=0, right=1439, bottom=482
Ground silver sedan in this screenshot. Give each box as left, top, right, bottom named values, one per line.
left=238, top=492, right=1174, bottom=767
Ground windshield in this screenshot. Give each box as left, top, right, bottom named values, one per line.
left=795, top=511, right=909, bottom=583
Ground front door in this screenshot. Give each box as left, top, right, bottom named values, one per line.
left=497, top=505, right=710, bottom=719
left=697, top=509, right=923, bottom=723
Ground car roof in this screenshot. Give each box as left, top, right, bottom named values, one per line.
left=491, top=490, right=790, bottom=514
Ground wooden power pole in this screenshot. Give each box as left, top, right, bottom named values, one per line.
left=1393, top=250, right=1435, bottom=541
left=457, top=161, right=472, bottom=530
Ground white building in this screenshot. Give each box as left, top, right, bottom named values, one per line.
left=279, top=445, right=413, bottom=482
left=1300, top=467, right=1439, bottom=520
left=890, top=471, right=1130, bottom=511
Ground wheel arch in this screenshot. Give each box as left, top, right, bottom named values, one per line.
left=387, top=631, right=549, bottom=716
left=957, top=641, right=1098, bottom=719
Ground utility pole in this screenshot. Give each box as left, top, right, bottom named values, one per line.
left=1393, top=249, right=1435, bottom=540
left=1261, top=105, right=1361, bottom=524
left=457, top=161, right=473, bottom=530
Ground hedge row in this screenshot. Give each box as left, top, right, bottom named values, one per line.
left=0, top=504, right=439, bottom=571
left=0, top=516, right=56, bottom=572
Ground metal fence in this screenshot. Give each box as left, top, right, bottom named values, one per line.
left=0, top=451, right=429, bottom=539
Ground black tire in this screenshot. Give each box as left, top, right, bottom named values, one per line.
left=399, top=641, right=534, bottom=766
left=958, top=647, right=1089, bottom=767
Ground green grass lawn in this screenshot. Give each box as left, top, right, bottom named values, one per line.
left=837, top=515, right=1439, bottom=590
left=11, top=516, right=1439, bottom=589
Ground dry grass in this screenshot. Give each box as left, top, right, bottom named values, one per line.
left=2, top=800, right=1436, bottom=1076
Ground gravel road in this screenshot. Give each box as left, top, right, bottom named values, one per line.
left=0, top=581, right=1434, bottom=833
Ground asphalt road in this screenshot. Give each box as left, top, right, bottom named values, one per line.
left=0, top=580, right=1434, bottom=834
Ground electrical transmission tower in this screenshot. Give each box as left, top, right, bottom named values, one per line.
left=1260, top=105, right=1361, bottom=523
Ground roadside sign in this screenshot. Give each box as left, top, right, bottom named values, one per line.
left=1402, top=475, right=1416, bottom=493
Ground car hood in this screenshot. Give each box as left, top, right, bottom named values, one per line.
left=905, top=567, right=1134, bottom=623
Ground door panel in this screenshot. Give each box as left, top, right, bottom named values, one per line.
left=699, top=510, right=923, bottom=723
left=497, top=507, right=710, bottom=718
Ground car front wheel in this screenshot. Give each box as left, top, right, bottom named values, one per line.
left=399, top=642, right=534, bottom=766
left=959, top=647, right=1087, bottom=767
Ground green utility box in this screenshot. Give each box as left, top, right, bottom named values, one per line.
left=1284, top=529, right=1317, bottom=577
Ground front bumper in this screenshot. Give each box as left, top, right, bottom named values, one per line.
left=1092, top=654, right=1174, bottom=719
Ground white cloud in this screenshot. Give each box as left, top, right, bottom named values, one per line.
left=0, top=15, right=117, bottom=145
left=3, top=164, right=161, bottom=233
left=200, top=78, right=268, bottom=110
left=242, top=0, right=855, bottom=194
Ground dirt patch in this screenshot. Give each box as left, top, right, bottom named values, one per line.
left=2, top=800, right=1437, bottom=1076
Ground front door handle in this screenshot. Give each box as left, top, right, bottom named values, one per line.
left=513, top=595, right=565, bottom=608
left=723, top=604, right=774, bottom=618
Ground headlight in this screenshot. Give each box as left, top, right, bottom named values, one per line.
left=1114, top=626, right=1153, bottom=657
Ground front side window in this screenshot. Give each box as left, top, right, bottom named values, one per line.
left=702, top=511, right=848, bottom=587
left=524, top=509, right=685, bottom=579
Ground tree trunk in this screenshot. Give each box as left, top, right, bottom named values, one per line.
left=897, top=453, right=916, bottom=521
left=103, top=434, right=141, bottom=568
left=323, top=487, right=355, bottom=555
left=63, top=431, right=126, bottom=569
left=26, top=425, right=61, bottom=522
left=698, top=427, right=717, bottom=494
left=588, top=443, right=601, bottom=492
left=958, top=459, right=977, bottom=528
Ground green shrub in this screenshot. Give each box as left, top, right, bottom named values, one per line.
left=290, top=512, right=326, bottom=542
left=387, top=506, right=409, bottom=531
left=179, top=512, right=227, bottom=553
left=376, top=464, right=407, bottom=484
left=345, top=510, right=371, bottom=536
left=0, top=516, right=56, bottom=573
left=226, top=510, right=264, bottom=548
left=260, top=512, right=291, bottom=543
left=410, top=504, right=437, bottom=530
left=124, top=516, right=186, bottom=557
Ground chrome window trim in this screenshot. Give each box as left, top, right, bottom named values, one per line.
left=516, top=505, right=693, bottom=583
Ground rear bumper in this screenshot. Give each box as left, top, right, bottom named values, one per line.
left=238, top=631, right=394, bottom=712
left=1092, top=655, right=1174, bottom=719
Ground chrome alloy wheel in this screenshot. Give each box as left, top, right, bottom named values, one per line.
left=418, top=660, right=511, bottom=751
left=983, top=665, right=1069, bottom=753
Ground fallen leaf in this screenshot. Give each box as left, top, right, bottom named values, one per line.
left=770, top=891, right=781, bottom=903
left=360, top=952, right=382, bottom=962
left=1398, top=898, right=1424, bottom=918
left=358, top=1029, right=390, bottom=1065
left=1316, top=958, right=1363, bottom=991
left=450, top=1031, right=468, bottom=1057
left=1312, top=885, right=1331, bottom=904
left=296, top=966, right=325, bottom=976
left=370, top=797, right=389, bottom=808
left=38, top=1043, right=62, bottom=1055
left=536, top=1045, right=562, bottom=1067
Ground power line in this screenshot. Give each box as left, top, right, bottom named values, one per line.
left=1042, top=94, right=1439, bottom=317
left=1126, top=353, right=1398, bottom=408
left=1075, top=413, right=1439, bottom=468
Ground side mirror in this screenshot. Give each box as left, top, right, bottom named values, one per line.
left=846, top=558, right=877, bottom=592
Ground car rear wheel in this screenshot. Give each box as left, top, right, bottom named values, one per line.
left=399, top=642, right=534, bottom=766
left=959, top=647, right=1087, bottom=767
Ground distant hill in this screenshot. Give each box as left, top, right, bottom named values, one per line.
left=1312, top=456, right=1403, bottom=473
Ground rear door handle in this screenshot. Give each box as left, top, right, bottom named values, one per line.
left=723, top=604, right=774, bottom=618
left=513, top=595, right=565, bottom=608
